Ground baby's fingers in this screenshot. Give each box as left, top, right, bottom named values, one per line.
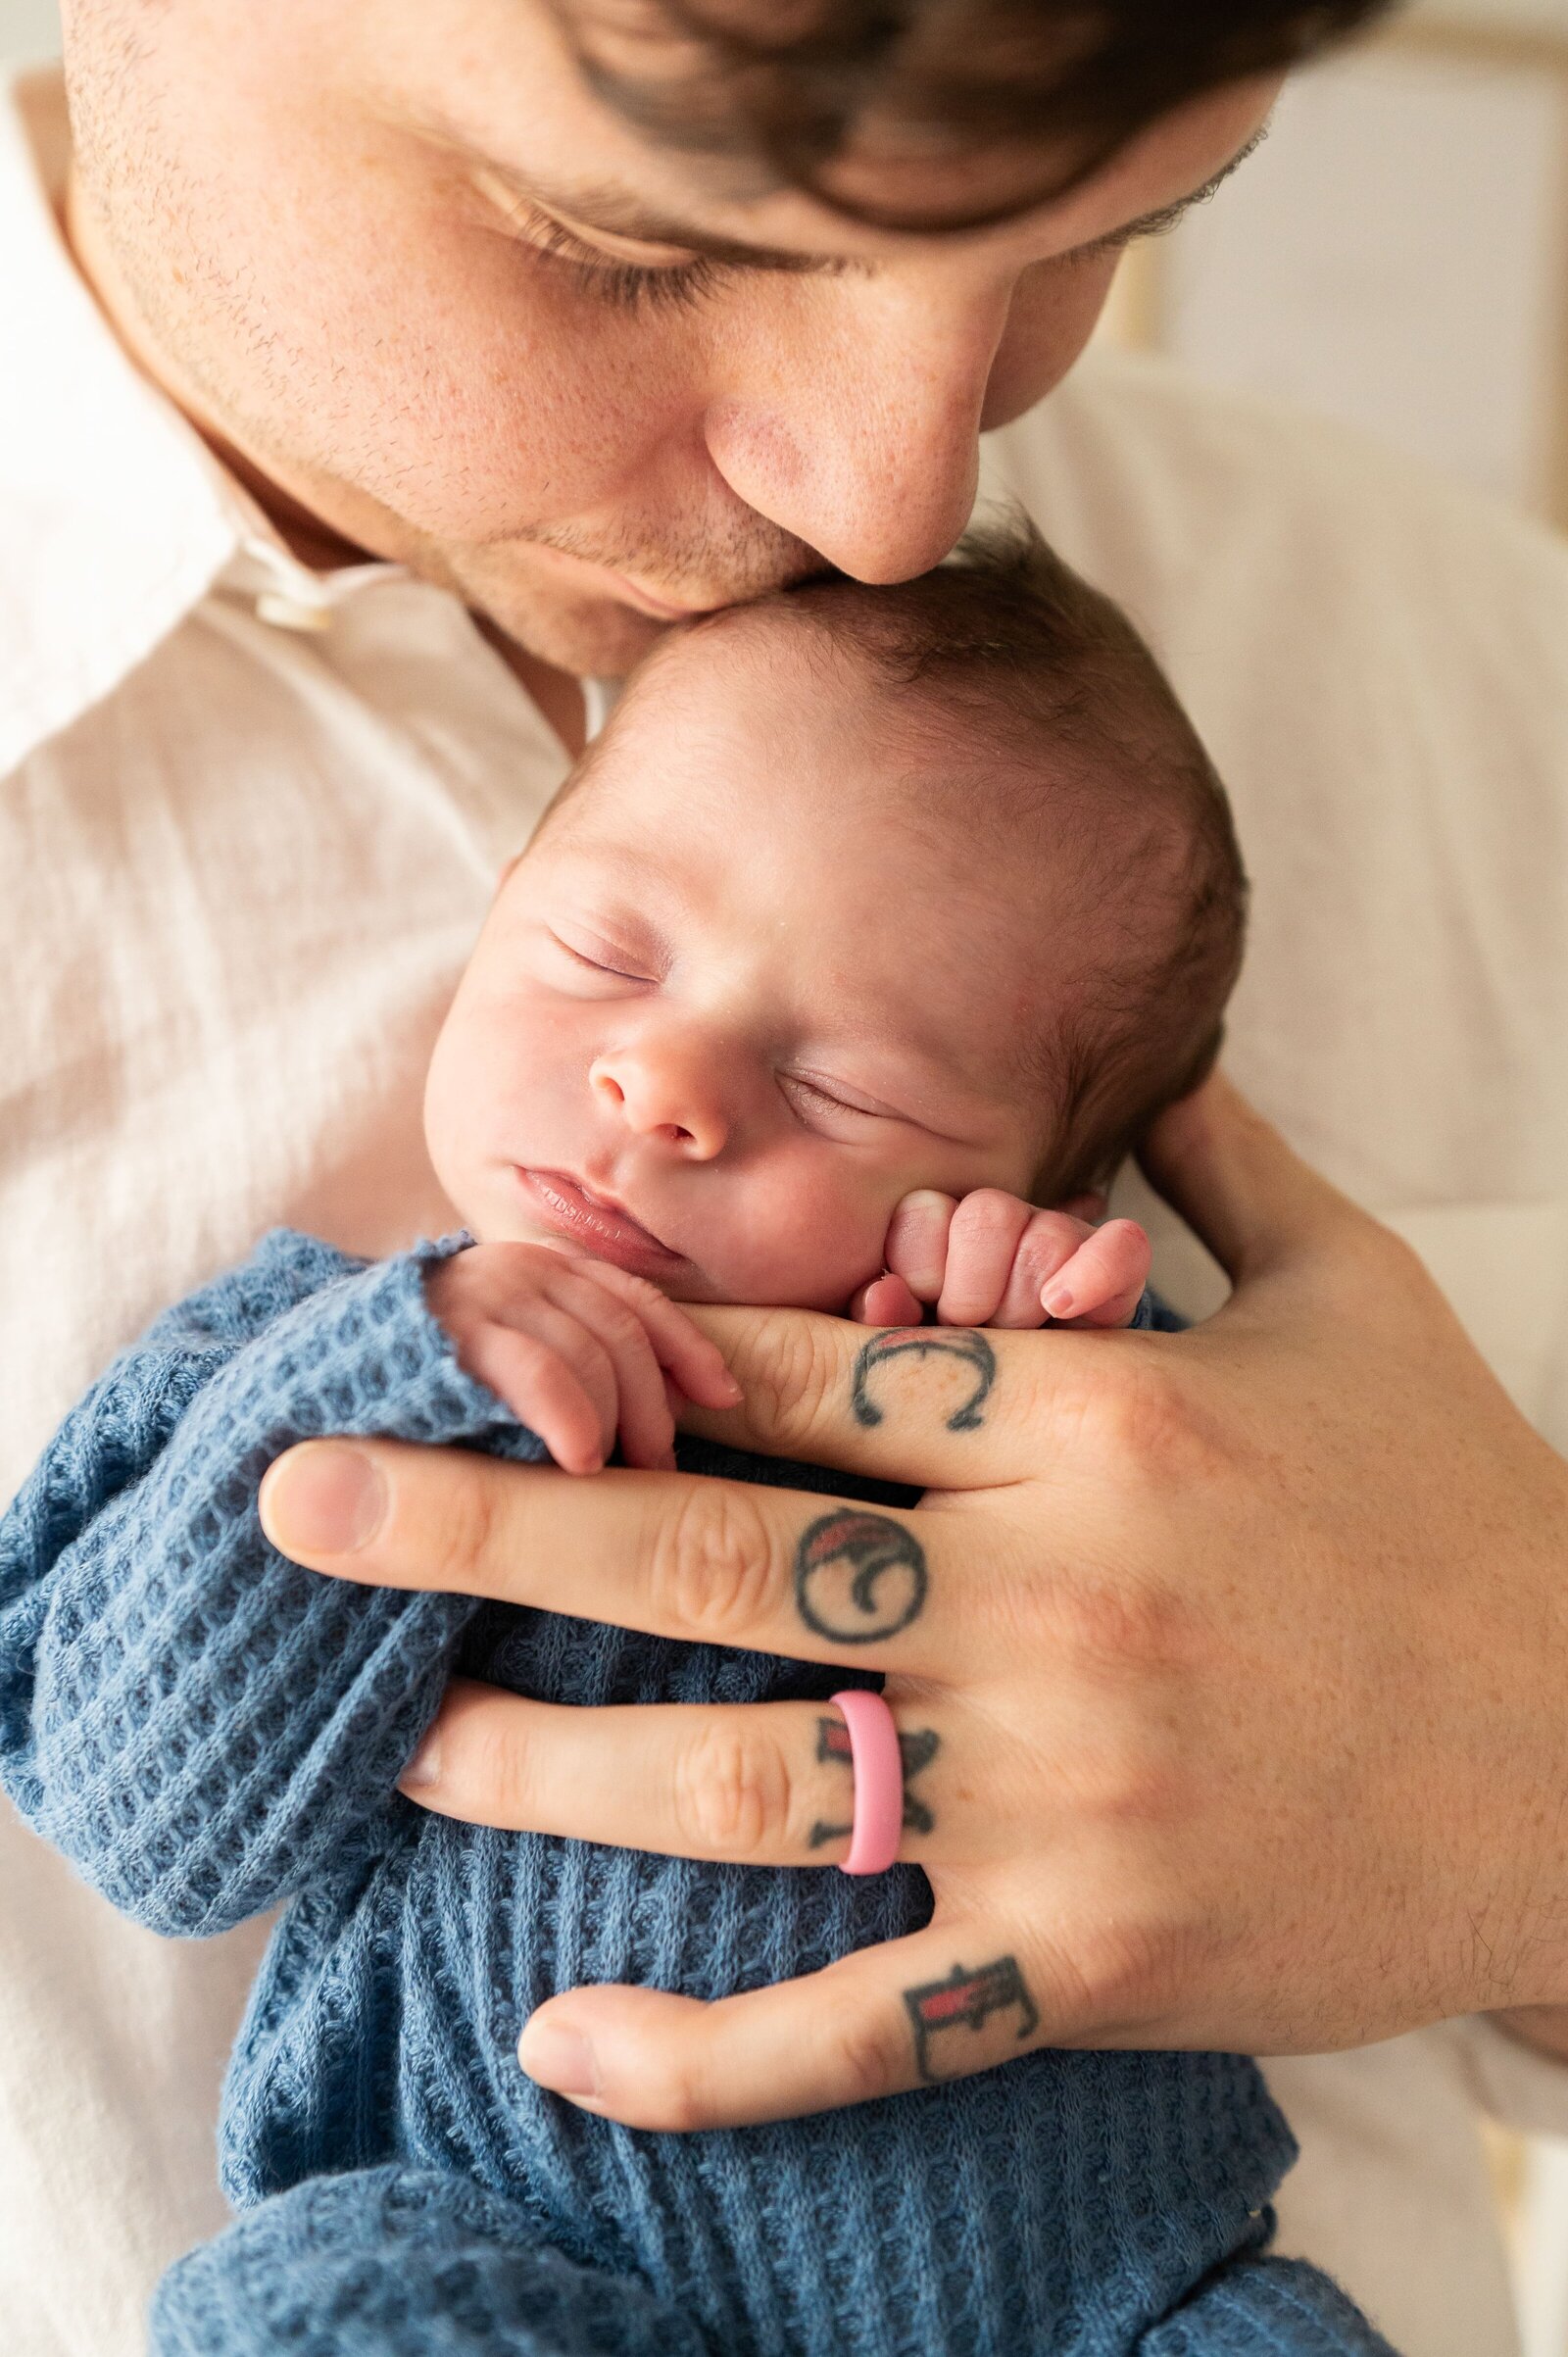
left=883, top=1192, right=956, bottom=1304
left=850, top=1272, right=924, bottom=1327
left=540, top=1268, right=686, bottom=1470
left=1040, top=1218, right=1152, bottom=1329
left=990, top=1211, right=1092, bottom=1327
left=458, top=1321, right=615, bottom=1475
left=564, top=1262, right=740, bottom=1413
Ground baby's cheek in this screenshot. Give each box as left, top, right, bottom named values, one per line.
left=707, top=1166, right=895, bottom=1311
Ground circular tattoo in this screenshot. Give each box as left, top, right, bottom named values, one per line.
left=794, top=1507, right=928, bottom=1645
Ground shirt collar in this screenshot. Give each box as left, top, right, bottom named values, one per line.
left=0, top=73, right=403, bottom=775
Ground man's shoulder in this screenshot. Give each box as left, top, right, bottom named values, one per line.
left=0, top=74, right=237, bottom=780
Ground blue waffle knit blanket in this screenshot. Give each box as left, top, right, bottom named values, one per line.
left=0, top=1231, right=1396, bottom=2355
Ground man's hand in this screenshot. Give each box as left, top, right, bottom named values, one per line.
left=426, top=1242, right=740, bottom=1474
left=259, top=1077, right=1568, bottom=2130
left=852, top=1188, right=1152, bottom=1329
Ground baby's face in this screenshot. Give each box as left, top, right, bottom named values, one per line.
left=424, top=631, right=1063, bottom=1309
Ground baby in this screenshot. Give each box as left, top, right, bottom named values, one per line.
left=0, top=527, right=1392, bottom=2356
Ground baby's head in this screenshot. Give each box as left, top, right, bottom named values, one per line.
left=425, top=522, right=1246, bottom=1311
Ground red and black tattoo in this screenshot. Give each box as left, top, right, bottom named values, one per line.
left=903, top=1957, right=1039, bottom=2083
left=793, top=1508, right=927, bottom=1645
left=807, top=1713, right=940, bottom=1849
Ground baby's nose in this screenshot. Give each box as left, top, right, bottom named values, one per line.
left=590, top=1051, right=727, bottom=1159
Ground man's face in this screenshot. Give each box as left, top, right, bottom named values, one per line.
left=62, top=0, right=1277, bottom=675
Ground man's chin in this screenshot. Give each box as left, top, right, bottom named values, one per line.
left=465, top=573, right=670, bottom=682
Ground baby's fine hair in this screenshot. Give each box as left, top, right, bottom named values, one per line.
left=725, top=517, right=1249, bottom=1196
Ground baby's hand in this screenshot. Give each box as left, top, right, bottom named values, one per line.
left=425, top=1244, right=741, bottom=1475
left=853, top=1190, right=1152, bottom=1332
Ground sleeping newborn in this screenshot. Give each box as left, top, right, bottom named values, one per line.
left=0, top=524, right=1394, bottom=2356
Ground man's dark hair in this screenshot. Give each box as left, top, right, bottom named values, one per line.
left=559, top=0, right=1395, bottom=229
left=666, top=517, right=1249, bottom=1196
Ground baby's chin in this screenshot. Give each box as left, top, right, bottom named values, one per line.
left=463, top=1212, right=871, bottom=1315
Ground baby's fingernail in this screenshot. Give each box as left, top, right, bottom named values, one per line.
left=718, top=1372, right=744, bottom=1402
left=259, top=1443, right=385, bottom=1556
left=1041, top=1284, right=1074, bottom=1317
left=399, top=1730, right=441, bottom=1792
left=518, top=2018, right=602, bottom=2101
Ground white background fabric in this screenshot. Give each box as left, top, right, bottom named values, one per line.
left=5, top=65, right=1568, bottom=2357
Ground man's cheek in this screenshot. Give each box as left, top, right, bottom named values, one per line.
left=979, top=259, right=1116, bottom=432
left=235, top=199, right=662, bottom=539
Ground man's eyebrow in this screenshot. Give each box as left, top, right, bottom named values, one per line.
left=463, top=123, right=1269, bottom=275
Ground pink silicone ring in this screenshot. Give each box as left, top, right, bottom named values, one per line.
left=831, top=1689, right=904, bottom=1875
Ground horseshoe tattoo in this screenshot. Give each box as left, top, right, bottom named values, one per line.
left=850, top=1326, right=997, bottom=1433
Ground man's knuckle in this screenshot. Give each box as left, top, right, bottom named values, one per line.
left=671, top=1723, right=791, bottom=1858
left=644, top=2065, right=708, bottom=2136
left=651, top=1485, right=777, bottom=1638
left=1067, top=1358, right=1221, bottom=1486
left=1053, top=1924, right=1157, bottom=2033
left=746, top=1311, right=840, bottom=1449
left=1353, top=1218, right=1435, bottom=1307
left=466, top=1709, right=537, bottom=1822
left=421, top=1463, right=503, bottom=1588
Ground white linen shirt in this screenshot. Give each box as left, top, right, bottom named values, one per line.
left=4, top=66, right=1568, bottom=2357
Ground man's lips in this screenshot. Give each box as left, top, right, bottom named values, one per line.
left=514, top=1168, right=686, bottom=1276
left=532, top=539, right=821, bottom=622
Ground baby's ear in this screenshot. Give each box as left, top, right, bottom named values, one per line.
left=497, top=852, right=523, bottom=886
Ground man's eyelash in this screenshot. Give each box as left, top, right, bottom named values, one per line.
left=509, top=204, right=727, bottom=315
left=1074, top=202, right=1194, bottom=264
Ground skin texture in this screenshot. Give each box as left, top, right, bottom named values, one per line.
left=54, top=4, right=1568, bottom=2097
left=59, top=0, right=1277, bottom=730
left=419, top=622, right=1153, bottom=1475
left=265, top=1081, right=1568, bottom=2121
left=423, top=625, right=1152, bottom=1314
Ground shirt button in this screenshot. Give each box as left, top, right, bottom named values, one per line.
left=255, top=590, right=333, bottom=633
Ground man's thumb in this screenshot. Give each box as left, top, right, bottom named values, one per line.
left=1138, top=1073, right=1361, bottom=1288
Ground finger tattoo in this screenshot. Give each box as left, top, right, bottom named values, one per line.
left=904, top=1957, right=1040, bottom=2084
left=807, top=1715, right=941, bottom=1848
left=793, top=1508, right=928, bottom=1645
left=850, top=1327, right=997, bottom=1433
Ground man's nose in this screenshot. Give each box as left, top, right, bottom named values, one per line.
left=704, top=272, right=1011, bottom=584
left=590, top=1045, right=728, bottom=1159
